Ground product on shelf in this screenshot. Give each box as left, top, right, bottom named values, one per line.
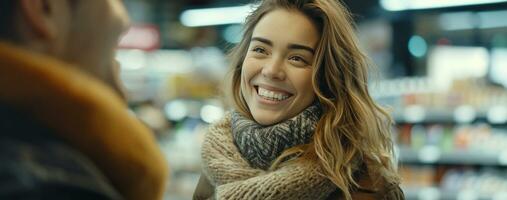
left=401, top=166, right=507, bottom=199
left=374, top=78, right=507, bottom=124
left=397, top=123, right=507, bottom=156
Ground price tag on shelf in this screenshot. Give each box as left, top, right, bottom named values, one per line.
left=418, top=145, right=441, bottom=164
left=404, top=105, right=426, bottom=123
left=487, top=105, right=507, bottom=124
left=454, top=105, right=476, bottom=124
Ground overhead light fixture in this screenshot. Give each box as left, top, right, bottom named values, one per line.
left=180, top=4, right=256, bottom=27
left=381, top=0, right=507, bottom=11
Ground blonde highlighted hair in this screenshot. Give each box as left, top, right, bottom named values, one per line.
left=224, top=0, right=400, bottom=199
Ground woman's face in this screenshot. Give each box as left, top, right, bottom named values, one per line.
left=241, top=9, right=320, bottom=125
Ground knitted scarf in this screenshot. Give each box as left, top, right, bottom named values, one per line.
left=231, top=104, right=321, bottom=170
left=201, top=112, right=337, bottom=200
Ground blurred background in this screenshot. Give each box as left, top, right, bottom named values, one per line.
left=117, top=0, right=507, bottom=199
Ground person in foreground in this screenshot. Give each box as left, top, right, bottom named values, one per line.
left=193, top=0, right=404, bottom=199
left=0, top=0, right=168, bottom=199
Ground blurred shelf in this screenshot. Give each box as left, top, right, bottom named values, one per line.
left=403, top=187, right=454, bottom=200
left=394, top=112, right=483, bottom=124
left=398, top=147, right=507, bottom=166
left=403, top=187, right=507, bottom=200
left=393, top=105, right=507, bottom=125
left=393, top=110, right=488, bottom=124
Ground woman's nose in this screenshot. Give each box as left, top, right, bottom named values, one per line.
left=261, top=57, right=286, bottom=80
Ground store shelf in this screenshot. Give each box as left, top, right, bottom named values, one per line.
left=403, top=187, right=454, bottom=200
left=403, top=187, right=507, bottom=200
left=398, top=147, right=507, bottom=166
left=393, top=105, right=507, bottom=125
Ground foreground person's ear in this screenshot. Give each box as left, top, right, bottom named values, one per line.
left=19, top=0, right=60, bottom=40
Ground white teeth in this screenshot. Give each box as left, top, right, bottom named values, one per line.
left=258, top=87, right=290, bottom=101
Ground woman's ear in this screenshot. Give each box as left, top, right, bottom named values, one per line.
left=19, top=0, right=57, bottom=40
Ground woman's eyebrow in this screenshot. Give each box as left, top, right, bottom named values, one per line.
left=288, top=43, right=315, bottom=54
left=251, top=37, right=273, bottom=46
left=251, top=37, right=314, bottom=54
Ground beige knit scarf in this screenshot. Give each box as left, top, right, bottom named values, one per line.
left=201, top=114, right=337, bottom=200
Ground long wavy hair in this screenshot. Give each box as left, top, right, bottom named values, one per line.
left=224, top=0, right=400, bottom=199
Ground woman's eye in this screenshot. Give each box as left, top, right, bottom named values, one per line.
left=289, top=56, right=307, bottom=63
left=252, top=47, right=267, bottom=54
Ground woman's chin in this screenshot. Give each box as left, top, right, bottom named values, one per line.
left=252, top=114, right=284, bottom=126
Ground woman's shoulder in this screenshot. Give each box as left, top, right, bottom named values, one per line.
left=325, top=178, right=404, bottom=200
left=324, top=164, right=405, bottom=200
left=350, top=169, right=404, bottom=200
left=202, top=113, right=235, bottom=152
left=380, top=183, right=404, bottom=200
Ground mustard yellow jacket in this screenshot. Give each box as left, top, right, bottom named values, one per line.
left=0, top=42, right=168, bottom=200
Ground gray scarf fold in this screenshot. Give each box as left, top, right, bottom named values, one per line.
left=231, top=103, right=322, bottom=170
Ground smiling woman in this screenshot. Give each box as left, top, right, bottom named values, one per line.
left=193, top=0, right=404, bottom=200
left=240, top=9, right=319, bottom=125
